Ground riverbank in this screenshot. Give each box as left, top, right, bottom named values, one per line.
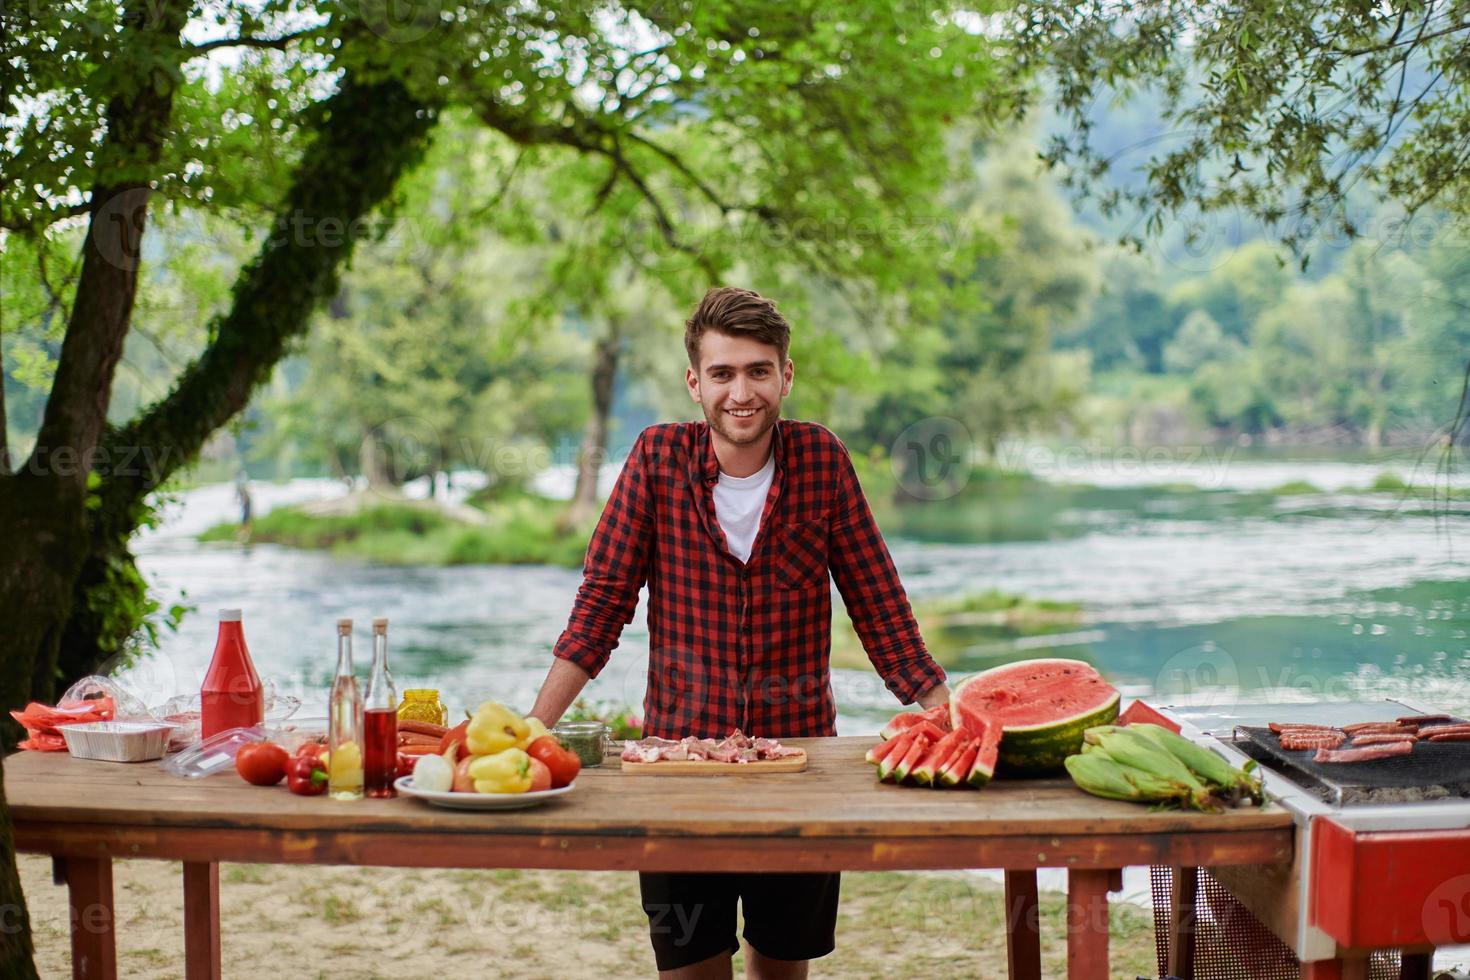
left=830, top=591, right=1085, bottom=672
left=200, top=489, right=596, bottom=568
left=18, top=855, right=1158, bottom=978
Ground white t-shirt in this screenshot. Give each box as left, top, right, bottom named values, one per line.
left=712, top=453, right=776, bottom=563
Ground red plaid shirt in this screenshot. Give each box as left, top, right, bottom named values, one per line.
left=552, top=419, right=945, bottom=739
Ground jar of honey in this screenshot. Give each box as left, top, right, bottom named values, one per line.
left=397, top=688, right=447, bottom=727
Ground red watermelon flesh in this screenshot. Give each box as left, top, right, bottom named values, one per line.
left=910, top=730, right=966, bottom=786
left=880, top=704, right=952, bottom=740
left=877, top=730, right=918, bottom=781
left=966, top=720, right=1001, bottom=789
left=950, top=658, right=1120, bottom=776
left=865, top=734, right=908, bottom=766
left=937, top=739, right=978, bottom=788
left=892, top=733, right=934, bottom=783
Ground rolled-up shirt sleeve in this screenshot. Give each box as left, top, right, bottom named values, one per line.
left=827, top=443, right=946, bottom=704
left=551, top=430, right=655, bottom=678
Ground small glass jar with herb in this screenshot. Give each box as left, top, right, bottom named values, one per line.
left=553, top=720, right=610, bottom=768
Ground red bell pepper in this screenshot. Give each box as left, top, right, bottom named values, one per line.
left=285, top=755, right=328, bottom=796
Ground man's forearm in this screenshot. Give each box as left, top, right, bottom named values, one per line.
left=527, top=657, right=593, bottom=727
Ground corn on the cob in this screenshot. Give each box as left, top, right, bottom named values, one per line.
left=1129, top=723, right=1264, bottom=805
left=1065, top=752, right=1197, bottom=807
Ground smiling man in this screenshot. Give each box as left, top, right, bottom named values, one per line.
left=529, top=286, right=949, bottom=980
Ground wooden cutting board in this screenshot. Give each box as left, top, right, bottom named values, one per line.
left=619, top=750, right=807, bottom=775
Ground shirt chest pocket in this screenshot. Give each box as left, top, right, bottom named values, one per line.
left=773, top=518, right=829, bottom=591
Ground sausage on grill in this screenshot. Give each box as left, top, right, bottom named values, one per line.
left=1313, top=741, right=1415, bottom=763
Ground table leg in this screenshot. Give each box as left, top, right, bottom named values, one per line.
left=1066, top=869, right=1114, bottom=980
left=1302, top=958, right=1370, bottom=980
left=182, top=861, right=221, bottom=980
left=1167, top=865, right=1198, bottom=980
left=1399, top=951, right=1432, bottom=980
left=58, top=856, right=116, bottom=980
left=1004, top=870, right=1041, bottom=980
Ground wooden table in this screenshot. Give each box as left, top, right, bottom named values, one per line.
left=6, top=737, right=1294, bottom=979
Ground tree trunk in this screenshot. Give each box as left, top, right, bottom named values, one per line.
left=561, top=325, right=621, bottom=530
left=46, top=77, right=438, bottom=699
left=0, top=756, right=38, bottom=980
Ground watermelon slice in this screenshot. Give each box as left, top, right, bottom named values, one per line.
left=879, top=704, right=952, bottom=740
left=892, top=733, right=934, bottom=783
left=950, top=658, right=1120, bottom=777
left=966, top=720, right=1001, bottom=789
left=910, top=730, right=966, bottom=787
left=877, top=729, right=918, bottom=781
left=865, top=734, right=908, bottom=766
left=936, top=738, right=978, bottom=788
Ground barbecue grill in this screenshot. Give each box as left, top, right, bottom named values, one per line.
left=1141, top=697, right=1470, bottom=978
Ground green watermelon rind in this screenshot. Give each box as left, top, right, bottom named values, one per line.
left=951, top=659, right=1121, bottom=777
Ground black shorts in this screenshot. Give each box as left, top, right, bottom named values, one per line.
left=639, top=871, right=840, bottom=971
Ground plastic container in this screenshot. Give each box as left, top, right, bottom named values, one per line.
left=61, top=721, right=176, bottom=763
left=201, top=609, right=264, bottom=739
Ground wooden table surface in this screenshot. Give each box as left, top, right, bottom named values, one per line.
left=8, top=736, right=1298, bottom=980
left=7, top=736, right=1293, bottom=872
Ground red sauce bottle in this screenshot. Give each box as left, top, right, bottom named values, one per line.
left=200, top=609, right=264, bottom=739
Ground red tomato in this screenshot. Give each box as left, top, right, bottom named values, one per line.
left=528, top=757, right=552, bottom=793
left=235, top=741, right=289, bottom=786
left=527, top=735, right=580, bottom=788
left=438, top=720, right=471, bottom=762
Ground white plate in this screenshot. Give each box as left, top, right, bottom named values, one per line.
left=393, top=775, right=575, bottom=810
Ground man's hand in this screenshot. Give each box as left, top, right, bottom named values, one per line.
left=916, top=682, right=951, bottom=710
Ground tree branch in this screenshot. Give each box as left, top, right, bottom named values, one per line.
left=184, top=28, right=316, bottom=56
left=28, top=0, right=189, bottom=486
left=1329, top=17, right=1470, bottom=56
left=102, top=75, right=438, bottom=510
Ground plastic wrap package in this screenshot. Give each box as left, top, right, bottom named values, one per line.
left=10, top=675, right=156, bottom=751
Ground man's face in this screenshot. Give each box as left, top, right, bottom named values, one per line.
left=686, top=331, right=794, bottom=448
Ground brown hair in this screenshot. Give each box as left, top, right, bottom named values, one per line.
left=684, top=286, right=791, bottom=367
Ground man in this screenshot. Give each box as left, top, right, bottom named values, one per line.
left=529, top=286, right=950, bottom=980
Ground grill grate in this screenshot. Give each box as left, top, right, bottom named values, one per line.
left=1233, top=724, right=1470, bottom=806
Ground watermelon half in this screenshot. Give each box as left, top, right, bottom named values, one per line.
left=950, top=658, right=1120, bottom=777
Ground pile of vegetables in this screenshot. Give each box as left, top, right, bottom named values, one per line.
left=412, top=701, right=580, bottom=795
left=232, top=701, right=581, bottom=797
left=1065, top=724, right=1264, bottom=811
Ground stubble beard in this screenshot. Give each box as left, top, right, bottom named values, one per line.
left=705, top=401, right=779, bottom=447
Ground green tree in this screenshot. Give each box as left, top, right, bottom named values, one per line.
left=1015, top=2, right=1470, bottom=253
left=858, top=131, right=1099, bottom=466
left=1, top=5, right=1019, bottom=970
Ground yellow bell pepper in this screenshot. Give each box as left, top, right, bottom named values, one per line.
left=468, top=747, right=533, bottom=793
left=518, top=716, right=550, bottom=750
left=466, top=701, right=530, bottom=756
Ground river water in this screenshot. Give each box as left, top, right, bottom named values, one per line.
left=119, top=454, right=1470, bottom=733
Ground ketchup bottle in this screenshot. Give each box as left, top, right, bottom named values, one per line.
left=200, top=608, right=264, bottom=739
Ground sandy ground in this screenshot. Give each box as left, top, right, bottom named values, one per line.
left=20, top=855, right=1160, bottom=978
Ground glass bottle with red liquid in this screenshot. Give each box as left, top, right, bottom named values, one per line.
left=363, top=617, right=398, bottom=797
left=200, top=609, right=264, bottom=740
